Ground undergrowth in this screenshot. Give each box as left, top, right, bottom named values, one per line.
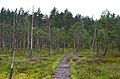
left=70, top=50, right=120, bottom=79
left=0, top=49, right=65, bottom=79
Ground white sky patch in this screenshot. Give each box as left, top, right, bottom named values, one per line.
left=0, top=0, right=120, bottom=19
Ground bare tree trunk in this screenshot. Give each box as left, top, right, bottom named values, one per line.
left=9, top=50, right=15, bottom=79
left=48, top=25, right=51, bottom=56
left=92, top=26, right=97, bottom=52
left=103, top=22, right=109, bottom=56
left=27, top=30, right=30, bottom=52
left=76, top=34, right=80, bottom=53
left=9, top=14, right=16, bottom=79
left=117, top=41, right=120, bottom=53
left=0, top=23, right=5, bottom=49
left=103, top=38, right=108, bottom=56
left=29, top=6, right=34, bottom=59
left=73, top=34, right=76, bottom=50
left=117, top=31, right=120, bottom=53
left=0, top=23, right=2, bottom=48
left=37, top=37, right=42, bottom=65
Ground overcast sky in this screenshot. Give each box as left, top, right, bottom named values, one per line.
left=0, top=0, right=120, bottom=19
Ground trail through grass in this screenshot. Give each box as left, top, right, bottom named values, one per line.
left=0, top=50, right=65, bottom=79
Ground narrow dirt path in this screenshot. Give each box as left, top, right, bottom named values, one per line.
left=51, top=54, right=70, bottom=79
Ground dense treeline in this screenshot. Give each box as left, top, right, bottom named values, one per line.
left=0, top=7, right=120, bottom=56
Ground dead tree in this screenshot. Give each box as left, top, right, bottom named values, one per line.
left=9, top=13, right=16, bottom=79
left=9, top=50, right=15, bottom=79
left=29, top=6, right=34, bottom=59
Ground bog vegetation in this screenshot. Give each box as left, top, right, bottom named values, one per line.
left=0, top=7, right=120, bottom=79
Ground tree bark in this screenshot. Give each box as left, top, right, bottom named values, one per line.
left=48, top=25, right=51, bottom=56
left=29, top=6, right=34, bottom=59
left=9, top=14, right=16, bottom=79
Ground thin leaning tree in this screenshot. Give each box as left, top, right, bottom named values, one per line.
left=9, top=11, right=17, bottom=79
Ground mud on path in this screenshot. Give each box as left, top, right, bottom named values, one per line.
left=51, top=54, right=71, bottom=79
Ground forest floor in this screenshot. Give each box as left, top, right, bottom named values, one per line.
left=0, top=49, right=120, bottom=79
left=70, top=50, right=120, bottom=79
left=0, top=49, right=66, bottom=79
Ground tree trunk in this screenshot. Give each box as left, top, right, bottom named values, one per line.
left=29, top=6, right=34, bottom=59
left=9, top=50, right=15, bottom=79
left=9, top=14, right=16, bottom=79
left=103, top=22, right=109, bottom=56
left=92, top=27, right=97, bottom=52
left=48, top=25, right=51, bottom=56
